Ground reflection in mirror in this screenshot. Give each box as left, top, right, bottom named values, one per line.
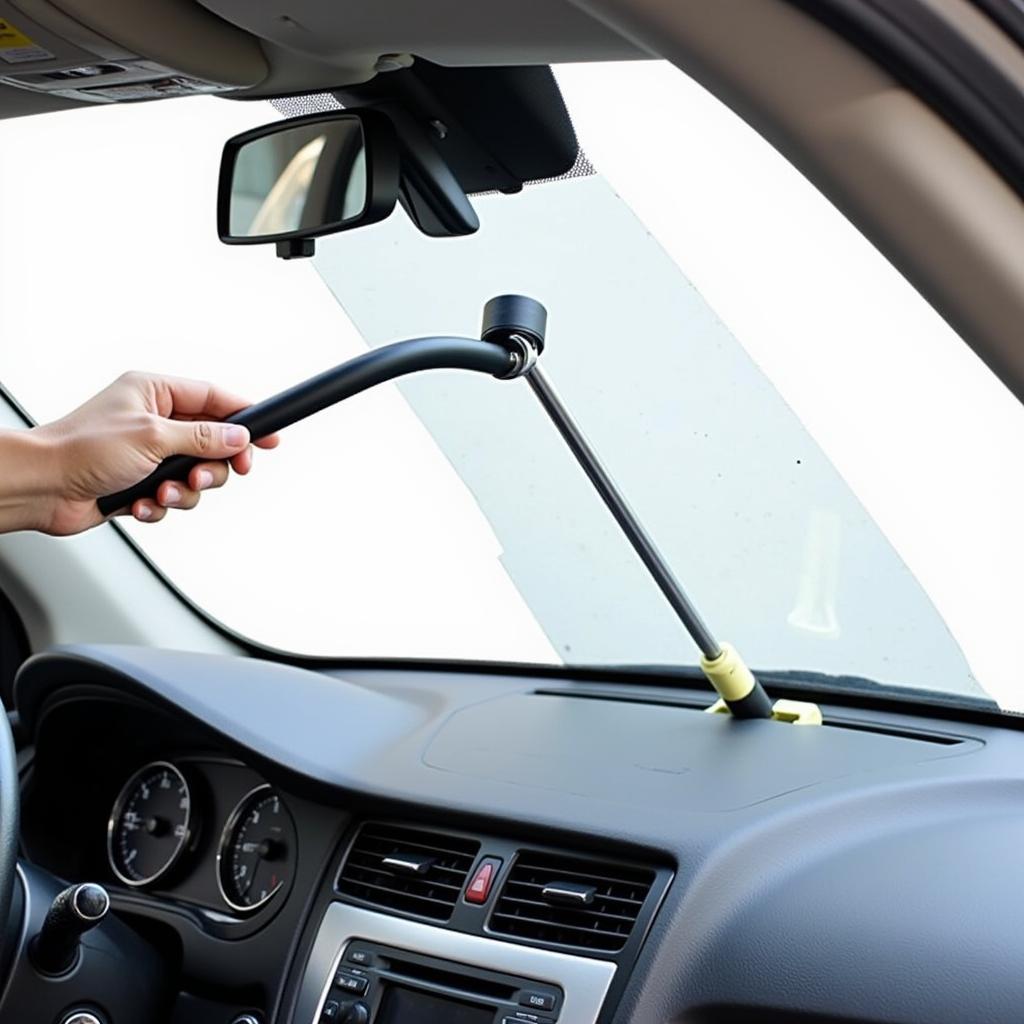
left=228, top=118, right=368, bottom=239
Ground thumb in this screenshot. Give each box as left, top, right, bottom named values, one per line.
left=154, top=420, right=251, bottom=461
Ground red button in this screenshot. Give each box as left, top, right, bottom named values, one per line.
left=465, top=858, right=502, bottom=904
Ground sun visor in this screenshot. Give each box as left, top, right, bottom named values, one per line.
left=0, top=0, right=266, bottom=105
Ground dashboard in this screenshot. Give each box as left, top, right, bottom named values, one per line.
left=11, top=643, right=1024, bottom=1024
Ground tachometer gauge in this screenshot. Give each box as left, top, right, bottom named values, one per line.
left=107, top=761, right=194, bottom=888
left=217, top=785, right=296, bottom=913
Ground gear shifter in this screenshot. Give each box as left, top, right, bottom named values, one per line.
left=30, top=883, right=110, bottom=975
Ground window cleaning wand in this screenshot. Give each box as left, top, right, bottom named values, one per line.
left=98, top=294, right=797, bottom=722
left=479, top=296, right=774, bottom=720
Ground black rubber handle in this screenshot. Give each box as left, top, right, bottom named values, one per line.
left=97, top=336, right=514, bottom=517
left=30, top=882, right=109, bottom=975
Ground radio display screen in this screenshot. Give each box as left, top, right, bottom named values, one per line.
left=376, top=985, right=494, bottom=1024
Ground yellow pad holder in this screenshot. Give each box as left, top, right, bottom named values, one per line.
left=705, top=696, right=823, bottom=725
left=699, top=642, right=758, bottom=701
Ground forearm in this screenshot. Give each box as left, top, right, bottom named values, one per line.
left=0, top=429, right=60, bottom=534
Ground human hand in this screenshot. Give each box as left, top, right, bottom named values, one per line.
left=6, top=372, right=279, bottom=536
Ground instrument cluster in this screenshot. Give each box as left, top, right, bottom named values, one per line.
left=106, top=758, right=298, bottom=916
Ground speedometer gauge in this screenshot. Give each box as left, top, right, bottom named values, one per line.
left=108, top=761, right=193, bottom=888
left=217, top=785, right=296, bottom=913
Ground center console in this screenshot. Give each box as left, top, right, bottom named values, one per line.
left=326, top=941, right=564, bottom=1022
left=295, top=904, right=616, bottom=1024
left=289, top=823, right=670, bottom=1024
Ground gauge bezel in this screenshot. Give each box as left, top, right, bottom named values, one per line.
left=216, top=784, right=294, bottom=914
left=106, top=760, right=194, bottom=888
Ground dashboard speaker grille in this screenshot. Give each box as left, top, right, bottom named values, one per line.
left=337, top=823, right=481, bottom=922
left=489, top=850, right=655, bottom=952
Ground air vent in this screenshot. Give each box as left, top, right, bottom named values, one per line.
left=337, top=823, right=480, bottom=922
left=490, top=851, right=654, bottom=953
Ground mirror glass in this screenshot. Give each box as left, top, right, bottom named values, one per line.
left=227, top=117, right=368, bottom=239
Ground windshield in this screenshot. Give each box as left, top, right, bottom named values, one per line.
left=2, top=62, right=1022, bottom=710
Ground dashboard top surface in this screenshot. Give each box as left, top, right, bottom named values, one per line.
left=14, top=643, right=1024, bottom=1023
left=14, top=644, right=992, bottom=829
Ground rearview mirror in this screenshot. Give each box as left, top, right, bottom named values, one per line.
left=217, top=111, right=400, bottom=257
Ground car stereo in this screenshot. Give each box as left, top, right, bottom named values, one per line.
left=319, top=940, right=562, bottom=1024
left=296, top=904, right=616, bottom=1024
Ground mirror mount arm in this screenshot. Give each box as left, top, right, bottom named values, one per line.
left=276, top=238, right=316, bottom=260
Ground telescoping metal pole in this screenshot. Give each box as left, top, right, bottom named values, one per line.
left=481, top=295, right=775, bottom=720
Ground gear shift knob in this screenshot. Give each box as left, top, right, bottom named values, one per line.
left=30, top=882, right=110, bottom=975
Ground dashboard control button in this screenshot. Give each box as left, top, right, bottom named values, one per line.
left=465, top=857, right=502, bottom=904
left=334, top=972, right=369, bottom=995
left=519, top=991, right=556, bottom=1011
left=341, top=1003, right=370, bottom=1024
left=320, top=999, right=342, bottom=1020
left=346, top=948, right=372, bottom=965
left=513, top=1014, right=555, bottom=1024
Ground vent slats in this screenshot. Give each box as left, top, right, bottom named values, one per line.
left=490, top=851, right=654, bottom=952
left=337, top=823, right=480, bottom=921
left=498, top=893, right=638, bottom=924
left=491, top=910, right=631, bottom=941
left=347, top=850, right=467, bottom=880
left=358, top=834, right=478, bottom=862
left=503, top=879, right=645, bottom=910
left=341, top=863, right=464, bottom=895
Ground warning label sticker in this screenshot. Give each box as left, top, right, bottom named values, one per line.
left=0, top=17, right=54, bottom=64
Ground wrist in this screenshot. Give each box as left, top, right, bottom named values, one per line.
left=0, top=428, right=64, bottom=533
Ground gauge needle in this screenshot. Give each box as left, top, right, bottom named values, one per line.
left=238, top=839, right=283, bottom=899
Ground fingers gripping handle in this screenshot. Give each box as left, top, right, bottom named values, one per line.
left=97, top=337, right=516, bottom=517
left=97, top=430, right=245, bottom=518
left=97, top=403, right=257, bottom=518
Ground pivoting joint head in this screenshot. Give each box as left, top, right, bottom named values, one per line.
left=481, top=295, right=547, bottom=354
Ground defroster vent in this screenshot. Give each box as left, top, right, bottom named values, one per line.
left=337, top=823, right=481, bottom=921
left=490, top=851, right=654, bottom=952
